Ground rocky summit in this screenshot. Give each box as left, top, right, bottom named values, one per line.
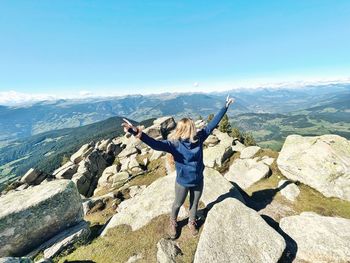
left=0, top=115, right=350, bottom=263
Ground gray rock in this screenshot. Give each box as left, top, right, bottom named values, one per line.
left=129, top=185, right=146, bottom=198
left=203, top=135, right=219, bottom=147
left=194, top=198, right=285, bottom=263
left=150, top=149, right=165, bottom=161
left=42, top=221, right=90, bottom=258
left=53, top=161, right=78, bottom=179
left=20, top=168, right=40, bottom=185
left=156, top=238, right=181, bottom=263
left=280, top=212, right=350, bottom=262
left=261, top=156, right=275, bottom=166
left=278, top=180, right=300, bottom=202
left=70, top=143, right=94, bottom=164
left=101, top=172, right=187, bottom=234
left=203, top=130, right=234, bottom=168
left=118, top=146, right=138, bottom=159
left=0, top=257, right=33, bottom=263
left=125, top=253, right=143, bottom=263
left=97, top=139, right=112, bottom=152
left=112, top=171, right=130, bottom=187
left=0, top=180, right=83, bottom=257
left=97, top=165, right=119, bottom=187
left=231, top=141, right=246, bottom=152
left=201, top=167, right=245, bottom=205
left=240, top=146, right=261, bottom=159
left=224, top=158, right=270, bottom=189
left=277, top=134, right=350, bottom=201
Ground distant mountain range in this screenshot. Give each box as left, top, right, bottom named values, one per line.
left=1, top=83, right=349, bottom=146
left=0, top=83, right=349, bottom=186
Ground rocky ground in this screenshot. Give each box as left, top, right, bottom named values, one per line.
left=1, top=116, right=350, bottom=263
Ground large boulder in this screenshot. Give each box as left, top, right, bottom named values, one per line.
left=101, top=172, right=187, bottom=234
left=224, top=158, right=270, bottom=189
left=0, top=180, right=83, bottom=257
left=277, top=134, right=350, bottom=201
left=280, top=212, right=350, bottom=262
left=194, top=198, right=285, bottom=263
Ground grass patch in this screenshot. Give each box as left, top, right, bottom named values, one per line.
left=129, top=158, right=167, bottom=187
left=245, top=148, right=350, bottom=220
left=59, top=214, right=201, bottom=263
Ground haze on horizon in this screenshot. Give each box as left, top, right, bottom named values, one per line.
left=0, top=0, right=350, bottom=100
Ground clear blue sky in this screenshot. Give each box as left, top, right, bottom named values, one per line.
left=0, top=0, right=350, bottom=96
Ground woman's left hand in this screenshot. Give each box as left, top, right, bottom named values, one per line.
left=225, top=94, right=235, bottom=108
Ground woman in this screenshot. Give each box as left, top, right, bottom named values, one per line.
left=121, top=95, right=235, bottom=238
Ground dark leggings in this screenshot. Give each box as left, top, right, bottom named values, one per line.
left=171, top=180, right=204, bottom=221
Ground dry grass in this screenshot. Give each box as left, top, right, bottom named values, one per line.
left=59, top=213, right=202, bottom=263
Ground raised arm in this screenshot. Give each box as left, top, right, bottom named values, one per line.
left=122, top=118, right=173, bottom=153
left=198, top=95, right=235, bottom=142
left=126, top=126, right=173, bottom=153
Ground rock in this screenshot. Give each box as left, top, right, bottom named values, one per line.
left=72, top=150, right=108, bottom=197
left=203, top=130, right=234, bottom=168
left=261, top=156, right=275, bottom=166
left=71, top=173, right=91, bottom=198
left=15, top=184, right=28, bottom=191
left=106, top=142, right=123, bottom=156
left=119, top=157, right=130, bottom=171
left=128, top=154, right=142, bottom=173
left=42, top=221, right=90, bottom=258
left=0, top=258, right=33, bottom=263
left=203, top=143, right=233, bottom=168
left=70, top=143, right=94, bottom=164
left=277, top=134, right=350, bottom=201
left=240, top=146, right=261, bottom=159
left=0, top=180, right=83, bottom=257
left=231, top=141, right=246, bottom=152
left=97, top=139, right=112, bottom=152
left=224, top=158, right=270, bottom=189
left=112, top=171, right=130, bottom=187
left=101, top=172, right=187, bottom=234
left=156, top=238, right=181, bottom=263
left=203, top=135, right=219, bottom=147
left=150, top=149, right=165, bottom=161
left=280, top=212, right=350, bottom=262
left=194, top=198, right=285, bottom=263
left=20, top=168, right=41, bottom=185
left=97, top=165, right=119, bottom=187
left=201, top=167, right=245, bottom=205
left=129, top=185, right=146, bottom=198
left=278, top=180, right=300, bottom=202
left=194, top=119, right=206, bottom=130
left=153, top=116, right=176, bottom=132
left=118, top=146, right=138, bottom=159
left=126, top=253, right=143, bottom=263
left=53, top=161, right=78, bottom=179
left=35, top=259, right=52, bottom=263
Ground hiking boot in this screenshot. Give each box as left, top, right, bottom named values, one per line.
left=169, top=217, right=178, bottom=239
left=188, top=219, right=199, bottom=236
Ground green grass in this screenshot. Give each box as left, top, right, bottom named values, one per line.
left=58, top=214, right=201, bottom=263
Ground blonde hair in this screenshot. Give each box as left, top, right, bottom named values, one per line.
left=166, top=118, right=198, bottom=172
left=168, top=117, right=198, bottom=143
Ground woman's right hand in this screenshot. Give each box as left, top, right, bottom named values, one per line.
left=225, top=94, right=235, bottom=108
left=121, top=118, right=137, bottom=134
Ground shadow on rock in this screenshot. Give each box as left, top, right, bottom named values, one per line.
left=261, top=214, right=298, bottom=263
left=63, top=261, right=97, bottom=263
left=232, top=180, right=292, bottom=211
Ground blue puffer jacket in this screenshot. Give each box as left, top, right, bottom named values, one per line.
left=128, top=104, right=228, bottom=187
